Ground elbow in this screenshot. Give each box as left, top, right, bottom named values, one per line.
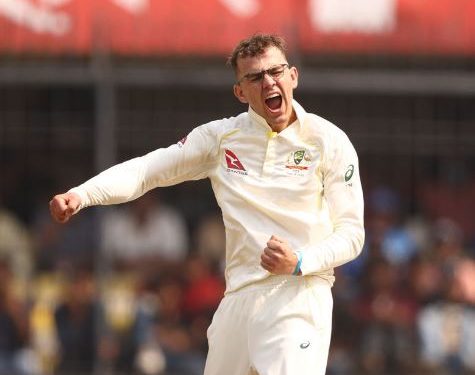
left=345, top=224, right=365, bottom=261
left=336, top=219, right=365, bottom=261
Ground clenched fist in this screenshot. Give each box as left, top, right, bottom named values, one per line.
left=49, top=192, right=81, bottom=223
left=260, top=235, right=299, bottom=275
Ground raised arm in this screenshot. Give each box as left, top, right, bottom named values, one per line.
left=48, top=121, right=221, bottom=223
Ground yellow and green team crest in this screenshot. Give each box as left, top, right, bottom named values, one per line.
left=293, top=150, right=306, bottom=165
left=286, top=149, right=313, bottom=174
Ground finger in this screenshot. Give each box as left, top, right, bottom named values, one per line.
left=261, top=251, right=274, bottom=264
left=269, top=234, right=284, bottom=243
left=260, top=261, right=270, bottom=271
left=261, top=252, right=276, bottom=268
left=51, top=208, right=68, bottom=223
left=65, top=204, right=76, bottom=216
left=68, top=193, right=81, bottom=210
left=264, top=247, right=283, bottom=262
left=49, top=199, right=62, bottom=219
left=56, top=215, right=69, bottom=224
left=260, top=257, right=273, bottom=272
left=266, top=238, right=278, bottom=248
left=266, top=239, right=285, bottom=253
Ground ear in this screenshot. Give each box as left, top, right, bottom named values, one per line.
left=233, top=84, right=248, bottom=104
left=290, top=66, right=299, bottom=89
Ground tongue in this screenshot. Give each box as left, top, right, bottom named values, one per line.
left=265, top=96, right=282, bottom=110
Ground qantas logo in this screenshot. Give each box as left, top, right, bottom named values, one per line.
left=224, top=149, right=247, bottom=175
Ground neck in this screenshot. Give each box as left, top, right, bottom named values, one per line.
left=269, top=110, right=297, bottom=133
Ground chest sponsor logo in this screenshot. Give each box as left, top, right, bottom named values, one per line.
left=285, top=149, right=313, bottom=175
left=224, top=149, right=247, bottom=175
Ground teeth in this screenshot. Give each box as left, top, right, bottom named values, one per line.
left=266, top=93, right=280, bottom=99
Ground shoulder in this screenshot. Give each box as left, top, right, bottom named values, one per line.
left=195, top=112, right=247, bottom=138
left=304, top=113, right=349, bottom=143
left=293, top=100, right=350, bottom=145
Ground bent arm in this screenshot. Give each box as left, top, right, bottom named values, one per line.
left=299, top=132, right=365, bottom=275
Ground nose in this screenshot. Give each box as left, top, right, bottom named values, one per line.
left=262, top=72, right=277, bottom=87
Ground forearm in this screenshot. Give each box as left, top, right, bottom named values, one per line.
left=300, top=130, right=365, bottom=274
left=69, top=125, right=217, bottom=211
left=70, top=155, right=149, bottom=210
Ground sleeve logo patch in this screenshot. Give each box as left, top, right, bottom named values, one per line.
left=344, top=164, right=355, bottom=182
left=177, top=135, right=188, bottom=148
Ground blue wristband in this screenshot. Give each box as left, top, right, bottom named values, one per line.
left=292, top=251, right=303, bottom=276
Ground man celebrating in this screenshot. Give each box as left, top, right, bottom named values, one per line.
left=50, top=33, right=364, bottom=375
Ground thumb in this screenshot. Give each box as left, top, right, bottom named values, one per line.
left=65, top=204, right=77, bottom=216
left=65, top=193, right=81, bottom=214
left=267, top=235, right=283, bottom=249
left=269, top=234, right=284, bottom=243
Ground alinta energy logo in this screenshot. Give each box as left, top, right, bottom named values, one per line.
left=224, top=149, right=247, bottom=175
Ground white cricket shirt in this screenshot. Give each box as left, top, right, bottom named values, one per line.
left=71, top=100, right=364, bottom=293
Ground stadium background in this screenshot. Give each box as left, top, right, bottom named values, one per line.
left=1, top=1, right=474, bottom=374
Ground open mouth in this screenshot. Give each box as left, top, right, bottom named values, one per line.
left=265, top=94, right=282, bottom=111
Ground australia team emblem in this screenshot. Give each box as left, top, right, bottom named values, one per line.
left=285, top=149, right=313, bottom=175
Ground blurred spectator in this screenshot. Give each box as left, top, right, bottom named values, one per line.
left=407, top=255, right=444, bottom=307
left=0, top=259, right=31, bottom=375
left=29, top=272, right=64, bottom=375
left=431, top=218, right=466, bottom=267
left=0, top=206, right=33, bottom=288
left=417, top=160, right=475, bottom=246
left=182, top=255, right=224, bottom=321
left=430, top=218, right=475, bottom=305
left=367, top=186, right=418, bottom=265
left=353, top=258, right=418, bottom=374
left=342, top=186, right=418, bottom=281
left=193, top=211, right=226, bottom=269
left=98, top=273, right=139, bottom=374
left=102, top=192, right=189, bottom=276
left=32, top=205, right=97, bottom=272
left=182, top=255, right=225, bottom=353
left=53, top=266, right=97, bottom=374
left=326, top=295, right=359, bottom=375
left=417, top=270, right=475, bottom=373
left=154, top=273, right=206, bottom=375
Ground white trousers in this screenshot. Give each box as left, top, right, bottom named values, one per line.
left=204, top=275, right=333, bottom=375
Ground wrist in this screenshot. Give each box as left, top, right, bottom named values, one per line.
left=292, top=251, right=303, bottom=276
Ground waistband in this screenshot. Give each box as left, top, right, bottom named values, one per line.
left=227, top=274, right=331, bottom=296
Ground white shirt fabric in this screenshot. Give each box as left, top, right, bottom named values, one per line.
left=70, top=100, right=364, bottom=293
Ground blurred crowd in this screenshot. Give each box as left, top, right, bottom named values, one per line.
left=1, top=178, right=475, bottom=375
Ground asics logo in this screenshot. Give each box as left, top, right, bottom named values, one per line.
left=300, top=341, right=310, bottom=349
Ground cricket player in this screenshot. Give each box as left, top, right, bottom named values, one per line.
left=50, top=34, right=365, bottom=375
